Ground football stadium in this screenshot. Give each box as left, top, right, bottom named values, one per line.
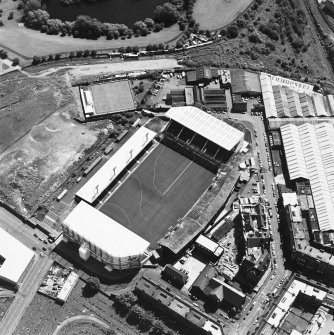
left=62, top=107, right=244, bottom=270
left=80, top=80, right=136, bottom=119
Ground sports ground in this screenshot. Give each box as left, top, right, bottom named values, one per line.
left=99, top=144, right=215, bottom=244
left=90, top=80, right=135, bottom=115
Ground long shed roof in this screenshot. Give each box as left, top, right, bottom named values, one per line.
left=281, top=122, right=334, bottom=231
left=166, top=106, right=243, bottom=151
left=63, top=201, right=150, bottom=258
left=76, top=126, right=156, bottom=203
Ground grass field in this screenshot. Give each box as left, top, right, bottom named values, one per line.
left=91, top=80, right=135, bottom=115
left=193, top=0, right=253, bottom=30
left=99, top=144, right=214, bottom=244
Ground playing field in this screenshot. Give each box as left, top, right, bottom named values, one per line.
left=99, top=144, right=214, bottom=244
left=90, top=80, right=135, bottom=115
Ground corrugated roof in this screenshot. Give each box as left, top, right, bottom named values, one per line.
left=281, top=123, right=334, bottom=231
left=166, top=106, right=244, bottom=151
left=63, top=201, right=150, bottom=258
left=76, top=126, right=156, bottom=203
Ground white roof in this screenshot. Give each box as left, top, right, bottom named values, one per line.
left=57, top=272, right=79, bottom=302
left=195, top=235, right=218, bottom=253
left=282, top=192, right=298, bottom=207
left=63, top=201, right=150, bottom=258
left=0, top=228, right=34, bottom=285
left=281, top=123, right=334, bottom=231
left=203, top=320, right=223, bottom=335
left=260, top=73, right=278, bottom=118
left=165, top=107, right=244, bottom=151
left=76, top=127, right=156, bottom=203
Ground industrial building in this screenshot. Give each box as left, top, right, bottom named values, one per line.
left=280, top=123, right=334, bottom=232
left=0, top=227, right=35, bottom=286
left=230, top=69, right=261, bottom=96
left=186, top=66, right=219, bottom=85
left=260, top=73, right=334, bottom=119
left=76, top=126, right=156, bottom=204
left=62, top=201, right=150, bottom=270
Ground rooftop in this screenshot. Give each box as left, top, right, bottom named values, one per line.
left=0, top=227, right=34, bottom=285
left=63, top=201, right=150, bottom=258
left=166, top=106, right=244, bottom=151
left=281, top=123, right=334, bottom=231
left=76, top=126, right=156, bottom=203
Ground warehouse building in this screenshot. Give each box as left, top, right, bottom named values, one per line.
left=0, top=227, right=35, bottom=287
left=280, top=123, right=334, bottom=232
left=62, top=201, right=150, bottom=270
left=230, top=69, right=261, bottom=96
left=260, top=73, right=334, bottom=119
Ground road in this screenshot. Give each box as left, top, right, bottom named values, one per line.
left=219, top=110, right=288, bottom=335
left=0, top=207, right=52, bottom=252
left=0, top=255, right=53, bottom=335
left=22, top=58, right=182, bottom=78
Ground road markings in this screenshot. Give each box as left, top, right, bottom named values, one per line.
left=163, top=161, right=192, bottom=196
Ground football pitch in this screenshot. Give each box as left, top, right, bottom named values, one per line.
left=90, top=80, right=135, bottom=114
left=99, top=144, right=215, bottom=244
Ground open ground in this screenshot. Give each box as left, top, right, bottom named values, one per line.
left=193, top=0, right=253, bottom=30
left=99, top=143, right=215, bottom=244
left=0, top=71, right=114, bottom=215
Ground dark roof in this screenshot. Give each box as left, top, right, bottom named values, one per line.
left=222, top=282, right=245, bottom=308
left=212, top=219, right=233, bottom=242
left=186, top=71, right=197, bottom=83
left=162, top=264, right=188, bottom=285
left=247, top=237, right=263, bottom=248
left=192, top=264, right=218, bottom=293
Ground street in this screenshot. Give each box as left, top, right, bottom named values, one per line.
left=220, top=110, right=289, bottom=335
left=0, top=255, right=53, bottom=335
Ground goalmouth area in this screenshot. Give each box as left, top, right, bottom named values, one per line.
left=98, top=143, right=215, bottom=245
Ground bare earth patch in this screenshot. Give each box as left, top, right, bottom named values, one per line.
left=193, top=0, right=253, bottom=30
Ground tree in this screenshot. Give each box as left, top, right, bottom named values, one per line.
left=126, top=46, right=133, bottom=53
left=12, top=58, right=19, bottom=66
left=69, top=51, right=75, bottom=58
left=114, top=291, right=137, bottom=312
left=8, top=11, right=14, bottom=19
left=83, top=49, right=90, bottom=57
left=32, top=55, right=40, bottom=64
left=132, top=45, right=139, bottom=54
left=76, top=50, right=83, bottom=57
left=118, top=47, right=125, bottom=53
left=0, top=20, right=3, bottom=27
left=226, top=24, right=238, bottom=38
left=55, top=53, right=61, bottom=60
left=90, top=50, right=96, bottom=57
left=25, top=9, right=49, bottom=29
left=249, top=33, right=260, bottom=43
left=144, top=17, right=154, bottom=28
left=22, top=0, right=41, bottom=12
left=86, top=276, right=100, bottom=291
left=151, top=320, right=166, bottom=335
left=0, top=49, right=7, bottom=59
left=133, top=21, right=147, bottom=32
left=154, top=3, right=180, bottom=26
left=146, top=44, right=153, bottom=51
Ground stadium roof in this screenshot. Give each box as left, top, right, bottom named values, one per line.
left=76, top=126, right=156, bottom=203
left=281, top=123, right=334, bottom=231
left=0, top=227, right=34, bottom=285
left=63, top=201, right=150, bottom=258
left=166, top=106, right=244, bottom=151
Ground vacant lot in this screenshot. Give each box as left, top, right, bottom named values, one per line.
left=193, top=0, right=253, bottom=30
left=0, top=71, right=105, bottom=215
left=99, top=143, right=214, bottom=244
left=91, top=80, right=135, bottom=115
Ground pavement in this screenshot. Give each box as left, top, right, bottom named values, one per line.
left=217, top=110, right=289, bottom=335
left=0, top=255, right=53, bottom=335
